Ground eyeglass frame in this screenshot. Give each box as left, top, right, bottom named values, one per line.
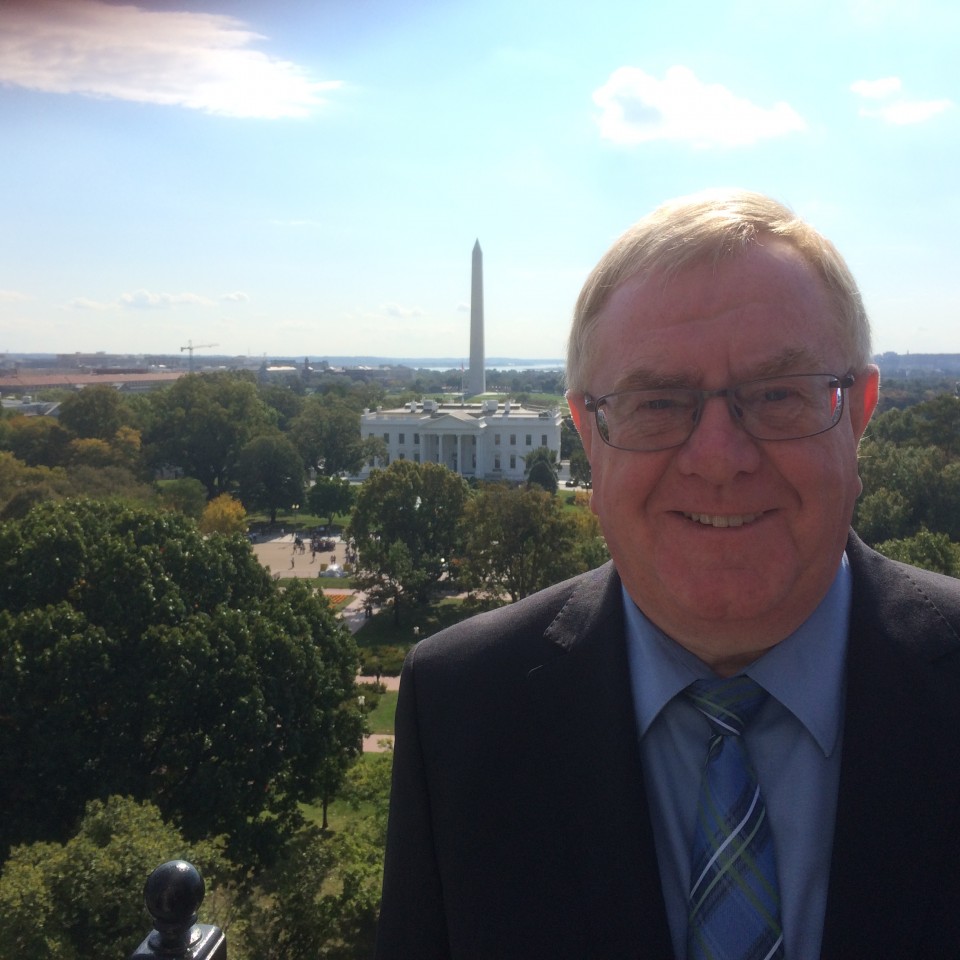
left=580, top=372, right=857, bottom=453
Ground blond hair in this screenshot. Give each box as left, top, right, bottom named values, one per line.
left=565, top=189, right=871, bottom=392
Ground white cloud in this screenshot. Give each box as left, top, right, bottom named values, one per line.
left=864, top=99, right=953, bottom=124
left=593, top=65, right=806, bottom=148
left=852, top=76, right=953, bottom=125
left=221, top=291, right=250, bottom=303
left=0, top=0, right=340, bottom=119
left=67, top=297, right=114, bottom=311
left=382, top=302, right=425, bottom=319
left=851, top=77, right=902, bottom=99
left=0, top=289, right=31, bottom=303
left=119, top=289, right=216, bottom=309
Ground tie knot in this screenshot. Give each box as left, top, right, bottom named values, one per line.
left=685, top=675, right=767, bottom=737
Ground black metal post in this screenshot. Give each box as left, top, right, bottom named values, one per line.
left=128, top=860, right=226, bottom=959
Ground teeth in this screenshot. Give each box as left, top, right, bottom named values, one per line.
left=685, top=512, right=760, bottom=528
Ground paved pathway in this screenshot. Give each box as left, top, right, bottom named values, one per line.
left=252, top=533, right=350, bottom=581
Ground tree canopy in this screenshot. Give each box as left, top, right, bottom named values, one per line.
left=307, top=475, right=356, bottom=526
left=0, top=796, right=230, bottom=960
left=0, top=499, right=362, bottom=867
left=460, top=484, right=607, bottom=601
left=290, top=396, right=368, bottom=477
left=57, top=385, right=132, bottom=442
left=238, top=433, right=305, bottom=523
left=349, top=460, right=468, bottom=621
left=144, top=372, right=273, bottom=498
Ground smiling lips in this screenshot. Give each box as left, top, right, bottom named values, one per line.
left=683, top=512, right=763, bottom=528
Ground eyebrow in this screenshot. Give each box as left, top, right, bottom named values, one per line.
left=608, top=347, right=827, bottom=395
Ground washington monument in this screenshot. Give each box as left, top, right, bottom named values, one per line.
left=467, top=239, right=485, bottom=397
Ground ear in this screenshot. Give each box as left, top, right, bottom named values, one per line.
left=566, top=391, right=595, bottom=458
left=850, top=364, right=880, bottom=443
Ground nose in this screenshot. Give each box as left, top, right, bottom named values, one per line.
left=674, top=392, right=761, bottom=481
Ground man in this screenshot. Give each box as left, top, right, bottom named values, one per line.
left=375, top=191, right=960, bottom=959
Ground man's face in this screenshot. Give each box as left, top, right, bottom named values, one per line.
left=569, top=240, right=879, bottom=672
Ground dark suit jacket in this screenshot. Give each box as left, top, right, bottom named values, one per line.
left=375, top=534, right=960, bottom=959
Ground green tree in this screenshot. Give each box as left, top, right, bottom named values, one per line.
left=527, top=458, right=559, bottom=494
left=156, top=476, right=208, bottom=519
left=145, top=373, right=272, bottom=498
left=360, top=434, right=389, bottom=471
left=66, top=437, right=117, bottom=468
left=460, top=484, right=598, bottom=602
left=569, top=447, right=592, bottom=487
left=2, top=416, right=72, bottom=468
left=870, top=393, right=960, bottom=456
left=244, top=754, right=393, bottom=960
left=855, top=437, right=957, bottom=544
left=259, top=382, right=306, bottom=431
left=560, top=415, right=581, bottom=459
left=349, top=461, right=468, bottom=622
left=855, top=488, right=912, bottom=544
left=874, top=527, right=960, bottom=577
left=238, top=434, right=305, bottom=524
left=0, top=796, right=231, bottom=960
left=0, top=451, right=72, bottom=519
left=290, top=397, right=367, bottom=476
left=307, top=475, right=356, bottom=526
left=523, top=446, right=559, bottom=477
left=0, top=500, right=362, bottom=867
left=58, top=385, right=131, bottom=441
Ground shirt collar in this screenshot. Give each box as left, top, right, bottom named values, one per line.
left=624, top=554, right=850, bottom=757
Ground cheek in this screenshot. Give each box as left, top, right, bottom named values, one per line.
left=587, top=449, right=663, bottom=525
left=789, top=440, right=862, bottom=534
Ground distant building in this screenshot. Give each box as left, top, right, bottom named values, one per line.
left=0, top=371, right=185, bottom=394
left=359, top=398, right=562, bottom=481
left=1, top=397, right=60, bottom=417
left=875, top=352, right=960, bottom=377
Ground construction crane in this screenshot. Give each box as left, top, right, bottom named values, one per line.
left=180, top=340, right=218, bottom=373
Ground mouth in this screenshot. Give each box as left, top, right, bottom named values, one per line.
left=682, top=512, right=763, bottom=529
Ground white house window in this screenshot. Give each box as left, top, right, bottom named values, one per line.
left=525, top=434, right=532, bottom=446
left=414, top=433, right=420, bottom=444
left=510, top=455, right=517, bottom=469
left=510, top=434, right=516, bottom=446
left=398, top=433, right=405, bottom=445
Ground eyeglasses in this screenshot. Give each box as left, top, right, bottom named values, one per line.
left=583, top=373, right=855, bottom=452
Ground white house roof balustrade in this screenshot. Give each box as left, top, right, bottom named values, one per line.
left=359, top=399, right=562, bottom=481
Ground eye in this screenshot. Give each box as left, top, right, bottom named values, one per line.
left=639, top=395, right=683, bottom=411
left=761, top=387, right=796, bottom=402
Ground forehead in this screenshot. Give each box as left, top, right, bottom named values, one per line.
left=588, top=240, right=842, bottom=389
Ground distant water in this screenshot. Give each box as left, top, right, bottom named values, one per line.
left=421, top=360, right=564, bottom=372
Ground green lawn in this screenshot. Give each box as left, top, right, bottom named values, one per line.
left=365, top=690, right=398, bottom=735
left=299, top=753, right=391, bottom=832
left=353, top=594, right=502, bottom=675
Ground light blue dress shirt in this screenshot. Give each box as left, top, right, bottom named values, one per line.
left=624, top=555, right=850, bottom=960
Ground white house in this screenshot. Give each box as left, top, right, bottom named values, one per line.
left=359, top=399, right=562, bottom=481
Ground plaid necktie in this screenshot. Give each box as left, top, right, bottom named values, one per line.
left=685, top=676, right=784, bottom=960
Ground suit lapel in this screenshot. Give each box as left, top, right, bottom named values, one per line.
left=525, top=564, right=674, bottom=957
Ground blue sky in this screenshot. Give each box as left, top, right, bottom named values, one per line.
left=1, top=0, right=958, bottom=362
